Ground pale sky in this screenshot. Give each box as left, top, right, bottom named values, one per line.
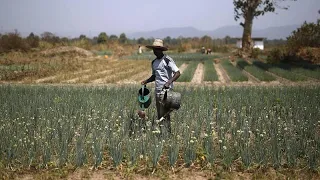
left=0, top=0, right=319, bottom=37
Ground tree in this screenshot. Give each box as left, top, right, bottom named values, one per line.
left=109, top=35, right=118, bottom=42
left=41, top=31, right=60, bottom=44
left=119, top=33, right=127, bottom=44
left=97, top=32, right=108, bottom=44
left=0, top=30, right=29, bottom=52
left=200, top=35, right=213, bottom=48
left=287, top=19, right=320, bottom=53
left=233, top=0, right=296, bottom=57
left=26, top=32, right=40, bottom=48
left=163, top=36, right=172, bottom=45
left=137, top=37, right=146, bottom=45
left=224, top=35, right=231, bottom=45
left=79, top=34, right=87, bottom=40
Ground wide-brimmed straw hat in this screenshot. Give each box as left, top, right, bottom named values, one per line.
left=146, top=39, right=168, bottom=51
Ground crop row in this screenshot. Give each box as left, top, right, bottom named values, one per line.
left=176, top=61, right=198, bottom=82
left=253, top=61, right=308, bottom=81
left=203, top=60, right=218, bottom=81
left=236, top=60, right=276, bottom=81
left=220, top=60, right=248, bottom=82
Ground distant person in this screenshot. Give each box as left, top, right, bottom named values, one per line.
left=138, top=45, right=143, bottom=54
left=201, top=46, right=206, bottom=54
left=207, top=48, right=212, bottom=54
left=141, top=39, right=180, bottom=134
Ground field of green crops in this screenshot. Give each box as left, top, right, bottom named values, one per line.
left=253, top=61, right=309, bottom=81
left=176, top=61, right=198, bottom=82
left=237, top=60, right=276, bottom=82
left=1, top=84, right=320, bottom=172
left=221, top=60, right=248, bottom=82
left=204, top=60, right=219, bottom=81
left=122, top=52, right=217, bottom=62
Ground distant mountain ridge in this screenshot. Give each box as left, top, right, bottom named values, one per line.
left=5, top=24, right=299, bottom=40
left=128, top=25, right=300, bottom=40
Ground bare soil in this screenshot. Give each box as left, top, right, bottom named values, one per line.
left=214, top=63, right=231, bottom=83
left=13, top=166, right=320, bottom=180
left=117, top=71, right=151, bottom=84
left=63, top=68, right=119, bottom=83
left=191, top=63, right=204, bottom=84
left=179, top=63, right=188, bottom=74
left=40, top=46, right=94, bottom=57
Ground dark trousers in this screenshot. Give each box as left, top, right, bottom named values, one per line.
left=155, top=94, right=171, bottom=134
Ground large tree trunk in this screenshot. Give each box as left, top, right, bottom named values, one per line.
left=241, top=11, right=254, bottom=58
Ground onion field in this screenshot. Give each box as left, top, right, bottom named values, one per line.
left=1, top=84, right=319, bottom=172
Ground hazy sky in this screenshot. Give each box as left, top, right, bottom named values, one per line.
left=0, top=0, right=319, bottom=37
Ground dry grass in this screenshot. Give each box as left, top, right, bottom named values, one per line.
left=89, top=60, right=149, bottom=83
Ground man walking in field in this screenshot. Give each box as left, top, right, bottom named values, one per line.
left=141, top=39, right=181, bottom=134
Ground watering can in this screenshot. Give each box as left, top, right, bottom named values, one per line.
left=138, top=85, right=151, bottom=110
left=159, top=89, right=181, bottom=110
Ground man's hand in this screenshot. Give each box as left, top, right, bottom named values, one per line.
left=141, top=80, right=147, bottom=85
left=163, top=81, right=171, bottom=89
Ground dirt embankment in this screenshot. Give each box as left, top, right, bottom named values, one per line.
left=40, top=46, right=94, bottom=57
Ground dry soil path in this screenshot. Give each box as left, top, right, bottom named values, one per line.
left=191, top=63, right=204, bottom=84
left=178, top=63, right=188, bottom=74
left=214, top=63, right=231, bottom=84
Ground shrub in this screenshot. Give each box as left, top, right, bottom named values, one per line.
left=177, top=44, right=187, bottom=53
left=26, top=33, right=40, bottom=49
left=0, top=31, right=29, bottom=53
left=266, top=47, right=287, bottom=64
left=39, top=41, right=54, bottom=50
left=211, top=45, right=230, bottom=53
left=72, top=39, right=92, bottom=50
left=296, top=47, right=320, bottom=64
left=251, top=48, right=261, bottom=59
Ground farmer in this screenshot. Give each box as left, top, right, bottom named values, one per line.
left=207, top=48, right=212, bottom=54
left=138, top=45, right=143, bottom=54
left=201, top=46, right=206, bottom=54
left=141, top=39, right=181, bottom=134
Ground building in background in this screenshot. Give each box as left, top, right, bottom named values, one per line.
left=236, top=37, right=265, bottom=50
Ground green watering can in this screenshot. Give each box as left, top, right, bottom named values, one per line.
left=138, top=85, right=151, bottom=110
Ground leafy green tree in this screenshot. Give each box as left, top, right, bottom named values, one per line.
left=97, top=32, right=108, bottom=44
left=137, top=37, right=146, bottom=45
left=287, top=19, right=320, bottom=53
left=233, top=0, right=296, bottom=56
left=109, top=34, right=118, bottom=42
left=119, top=33, right=127, bottom=44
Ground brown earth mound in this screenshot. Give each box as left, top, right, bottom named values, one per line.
left=40, top=46, right=94, bottom=57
